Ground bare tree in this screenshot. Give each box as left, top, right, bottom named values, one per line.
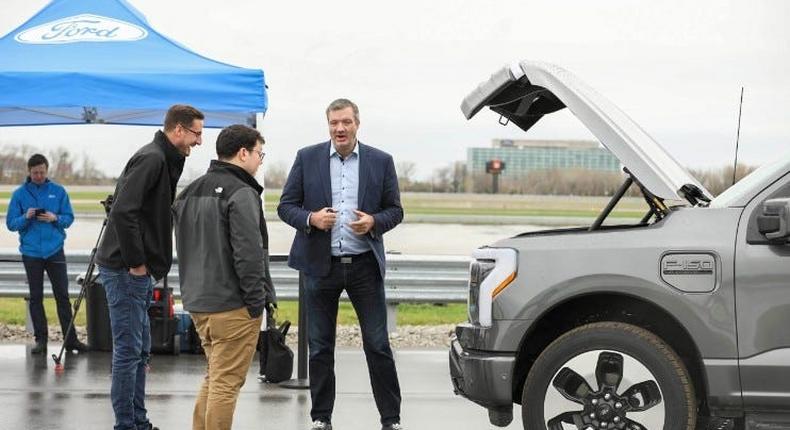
left=49, top=147, right=74, bottom=180
left=263, top=161, right=288, bottom=189
left=432, top=166, right=452, bottom=192
left=396, top=160, right=416, bottom=190
left=689, top=164, right=757, bottom=196
left=0, top=144, right=35, bottom=183
left=69, top=151, right=111, bottom=184
left=0, top=144, right=109, bottom=184
left=451, top=161, right=466, bottom=193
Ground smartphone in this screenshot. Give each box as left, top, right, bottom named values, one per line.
left=34, top=208, right=45, bottom=216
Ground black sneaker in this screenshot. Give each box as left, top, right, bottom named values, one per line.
left=31, top=341, right=47, bottom=354
left=382, top=424, right=403, bottom=430
left=64, top=340, right=89, bottom=353
left=138, top=423, right=159, bottom=430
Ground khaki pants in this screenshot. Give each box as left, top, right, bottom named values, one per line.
left=191, top=307, right=262, bottom=430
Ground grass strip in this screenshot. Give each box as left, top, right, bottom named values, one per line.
left=0, top=298, right=467, bottom=327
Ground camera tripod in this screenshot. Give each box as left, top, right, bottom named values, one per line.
left=52, top=195, right=113, bottom=371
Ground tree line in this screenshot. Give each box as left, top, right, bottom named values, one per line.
left=393, top=161, right=755, bottom=197
left=0, top=144, right=111, bottom=185
left=0, top=145, right=757, bottom=197
left=263, top=159, right=756, bottom=197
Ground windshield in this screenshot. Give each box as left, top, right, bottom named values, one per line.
left=711, top=153, right=790, bottom=208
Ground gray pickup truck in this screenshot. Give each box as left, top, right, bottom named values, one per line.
left=449, top=62, right=790, bottom=430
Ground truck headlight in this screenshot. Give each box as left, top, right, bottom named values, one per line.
left=468, top=259, right=495, bottom=325
left=468, top=247, right=518, bottom=327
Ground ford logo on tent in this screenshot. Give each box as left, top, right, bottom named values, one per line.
left=15, top=14, right=147, bottom=44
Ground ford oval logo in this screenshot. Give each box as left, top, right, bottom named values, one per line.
left=14, top=14, right=148, bottom=44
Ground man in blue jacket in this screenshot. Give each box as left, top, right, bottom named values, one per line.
left=6, top=154, right=86, bottom=354
left=278, top=99, right=404, bottom=430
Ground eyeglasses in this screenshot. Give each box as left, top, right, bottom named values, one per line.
left=251, top=148, right=265, bottom=160
left=180, top=124, right=202, bottom=137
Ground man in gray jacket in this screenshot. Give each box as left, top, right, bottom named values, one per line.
left=172, top=124, right=275, bottom=430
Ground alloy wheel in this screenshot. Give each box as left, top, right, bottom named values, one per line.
left=543, top=350, right=664, bottom=430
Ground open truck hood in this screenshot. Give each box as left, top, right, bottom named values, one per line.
left=461, top=61, right=712, bottom=205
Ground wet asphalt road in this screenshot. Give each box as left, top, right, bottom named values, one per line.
left=0, top=344, right=523, bottom=430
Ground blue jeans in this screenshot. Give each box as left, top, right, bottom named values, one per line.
left=99, top=266, right=153, bottom=430
left=305, top=252, right=401, bottom=426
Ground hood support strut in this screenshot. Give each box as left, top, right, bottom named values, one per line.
left=589, top=168, right=668, bottom=231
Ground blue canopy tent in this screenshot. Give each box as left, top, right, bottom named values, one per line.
left=0, top=0, right=267, bottom=128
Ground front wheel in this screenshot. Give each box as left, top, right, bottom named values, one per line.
left=521, top=322, right=696, bottom=430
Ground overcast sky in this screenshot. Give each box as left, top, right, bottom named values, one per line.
left=0, top=0, right=788, bottom=182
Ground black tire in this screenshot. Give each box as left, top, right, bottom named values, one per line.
left=172, top=334, right=181, bottom=356
left=521, top=322, right=696, bottom=430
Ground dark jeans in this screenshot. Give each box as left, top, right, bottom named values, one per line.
left=98, top=266, right=153, bottom=430
left=22, top=248, right=78, bottom=345
left=305, top=251, right=401, bottom=426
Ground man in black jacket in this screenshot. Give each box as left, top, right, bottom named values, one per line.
left=172, top=124, right=275, bottom=430
left=96, top=104, right=204, bottom=430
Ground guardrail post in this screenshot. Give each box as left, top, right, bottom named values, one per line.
left=386, top=302, right=398, bottom=334
left=280, top=271, right=309, bottom=389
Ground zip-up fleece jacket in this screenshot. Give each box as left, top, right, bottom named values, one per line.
left=172, top=160, right=275, bottom=318
left=96, top=130, right=185, bottom=281
left=6, top=178, right=74, bottom=258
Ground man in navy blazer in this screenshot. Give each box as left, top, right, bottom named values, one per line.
left=278, top=99, right=404, bottom=430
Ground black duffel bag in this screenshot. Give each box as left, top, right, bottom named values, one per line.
left=257, top=318, right=294, bottom=383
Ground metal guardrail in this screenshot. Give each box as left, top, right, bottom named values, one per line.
left=0, top=251, right=471, bottom=304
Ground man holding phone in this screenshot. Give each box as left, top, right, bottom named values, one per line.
left=6, top=154, right=86, bottom=354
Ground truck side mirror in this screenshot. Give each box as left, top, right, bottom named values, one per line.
left=757, top=198, right=790, bottom=243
